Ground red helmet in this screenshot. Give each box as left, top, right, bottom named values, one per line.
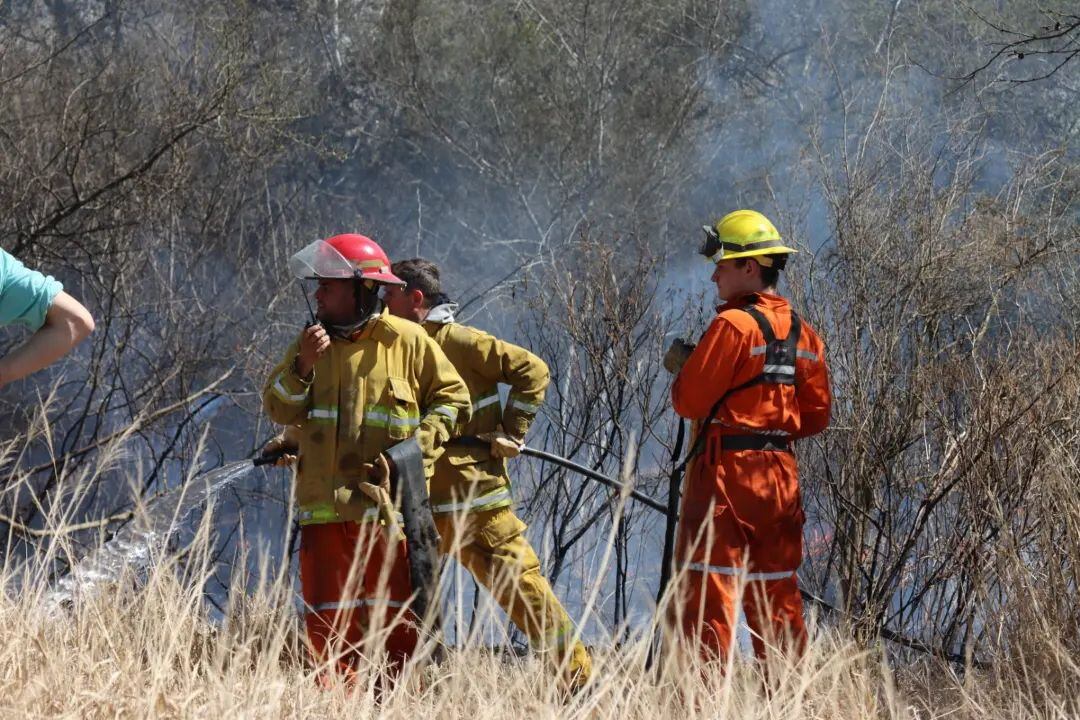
left=288, top=233, right=405, bottom=285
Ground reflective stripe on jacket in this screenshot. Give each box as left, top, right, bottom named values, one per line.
left=672, top=292, right=831, bottom=440
left=262, top=310, right=471, bottom=523
left=422, top=318, right=549, bottom=512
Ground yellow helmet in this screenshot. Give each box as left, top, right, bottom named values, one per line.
left=700, top=209, right=796, bottom=266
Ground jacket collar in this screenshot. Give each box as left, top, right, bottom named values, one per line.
left=424, top=302, right=458, bottom=325
left=343, top=308, right=399, bottom=344
left=717, top=291, right=788, bottom=313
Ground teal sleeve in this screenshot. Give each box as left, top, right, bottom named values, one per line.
left=0, top=249, right=63, bottom=330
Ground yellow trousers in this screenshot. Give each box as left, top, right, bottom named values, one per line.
left=434, top=507, right=592, bottom=686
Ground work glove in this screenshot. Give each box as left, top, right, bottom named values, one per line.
left=662, top=339, right=695, bottom=375
left=359, top=453, right=392, bottom=497
left=477, top=427, right=524, bottom=458
left=260, top=426, right=300, bottom=467
left=358, top=455, right=403, bottom=541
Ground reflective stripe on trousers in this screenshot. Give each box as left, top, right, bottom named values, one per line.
left=298, top=504, right=401, bottom=526
left=309, top=598, right=409, bottom=614
left=686, top=561, right=796, bottom=582
left=430, top=488, right=513, bottom=515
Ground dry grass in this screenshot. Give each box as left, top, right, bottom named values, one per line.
left=2, top=521, right=1078, bottom=720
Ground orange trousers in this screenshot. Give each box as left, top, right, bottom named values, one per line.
left=299, top=522, right=419, bottom=678
left=672, top=439, right=807, bottom=661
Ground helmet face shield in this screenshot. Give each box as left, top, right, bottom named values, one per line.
left=288, top=239, right=358, bottom=280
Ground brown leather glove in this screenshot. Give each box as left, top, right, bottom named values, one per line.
left=360, top=454, right=392, bottom=496
left=357, top=455, right=403, bottom=541
left=663, top=339, right=695, bottom=374
left=477, top=428, right=524, bottom=458
left=260, top=425, right=300, bottom=467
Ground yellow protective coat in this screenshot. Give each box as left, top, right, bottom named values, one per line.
left=262, top=310, right=471, bottom=525
left=422, top=315, right=591, bottom=685
left=422, top=320, right=548, bottom=512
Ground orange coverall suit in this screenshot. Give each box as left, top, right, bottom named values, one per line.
left=262, top=311, right=470, bottom=677
left=670, top=292, right=831, bottom=660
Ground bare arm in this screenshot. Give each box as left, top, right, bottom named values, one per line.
left=0, top=291, right=94, bottom=387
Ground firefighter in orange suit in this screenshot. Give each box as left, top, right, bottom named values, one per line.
left=383, top=257, right=592, bottom=689
left=664, top=210, right=831, bottom=662
left=262, top=234, right=470, bottom=682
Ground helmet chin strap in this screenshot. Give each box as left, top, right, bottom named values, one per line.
left=354, top=277, right=383, bottom=320
left=324, top=278, right=384, bottom=339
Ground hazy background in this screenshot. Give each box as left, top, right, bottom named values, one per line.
left=2, top=0, right=1077, bottom=661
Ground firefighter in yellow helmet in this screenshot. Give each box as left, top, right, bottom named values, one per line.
left=382, top=257, right=593, bottom=690
left=664, top=210, right=831, bottom=663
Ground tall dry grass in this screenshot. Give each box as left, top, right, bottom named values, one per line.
left=2, top=492, right=1079, bottom=720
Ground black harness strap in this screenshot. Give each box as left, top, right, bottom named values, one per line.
left=719, top=304, right=801, bottom=401
left=721, top=433, right=791, bottom=452
left=672, top=300, right=804, bottom=471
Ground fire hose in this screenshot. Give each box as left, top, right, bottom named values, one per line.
left=456, top=435, right=987, bottom=669
left=263, top=437, right=986, bottom=669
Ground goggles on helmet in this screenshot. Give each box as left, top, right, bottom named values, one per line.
left=699, top=224, right=724, bottom=262
left=699, top=224, right=777, bottom=267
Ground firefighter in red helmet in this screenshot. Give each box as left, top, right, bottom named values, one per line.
left=262, top=233, right=470, bottom=684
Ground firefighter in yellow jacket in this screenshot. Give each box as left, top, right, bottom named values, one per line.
left=383, top=257, right=592, bottom=688
left=262, top=234, right=470, bottom=682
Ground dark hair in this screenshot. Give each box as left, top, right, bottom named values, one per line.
left=391, top=257, right=443, bottom=307
left=735, top=254, right=787, bottom=289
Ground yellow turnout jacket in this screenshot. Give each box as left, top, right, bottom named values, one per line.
left=422, top=306, right=548, bottom=514
left=263, top=310, right=470, bottom=524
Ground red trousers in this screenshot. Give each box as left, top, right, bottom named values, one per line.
left=299, top=522, right=419, bottom=677
left=672, top=439, right=807, bottom=661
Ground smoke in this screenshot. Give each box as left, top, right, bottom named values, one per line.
left=3, top=0, right=1078, bottom=648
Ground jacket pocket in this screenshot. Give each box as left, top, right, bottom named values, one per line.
left=386, top=376, right=420, bottom=440
left=477, top=508, right=527, bottom=549
left=443, top=444, right=491, bottom=466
